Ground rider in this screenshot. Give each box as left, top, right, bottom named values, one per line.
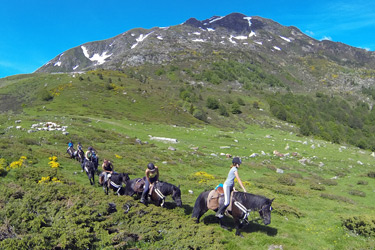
left=74, top=142, right=83, bottom=157
left=216, top=157, right=247, bottom=218
left=101, top=159, right=115, bottom=183
left=140, top=162, right=159, bottom=204
left=67, top=140, right=73, bottom=151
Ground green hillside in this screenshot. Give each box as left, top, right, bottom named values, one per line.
left=1, top=70, right=375, bottom=249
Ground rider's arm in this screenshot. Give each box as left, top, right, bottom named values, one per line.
left=235, top=171, right=246, bottom=193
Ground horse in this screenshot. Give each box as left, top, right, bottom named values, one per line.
left=82, top=160, right=95, bottom=185
left=192, top=190, right=274, bottom=236
left=67, top=146, right=75, bottom=159
left=102, top=173, right=130, bottom=195
left=149, top=181, right=182, bottom=207
left=76, top=149, right=84, bottom=163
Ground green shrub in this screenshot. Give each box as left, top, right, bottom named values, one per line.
left=310, top=183, right=326, bottom=191
left=357, top=180, right=368, bottom=185
left=321, top=179, right=338, bottom=186
left=343, top=216, right=375, bottom=237
left=277, top=175, right=296, bottom=186
left=320, top=193, right=355, bottom=204
left=206, top=97, right=219, bottom=110
left=348, top=189, right=366, bottom=197
left=368, top=171, right=375, bottom=178
left=39, top=89, right=53, bottom=101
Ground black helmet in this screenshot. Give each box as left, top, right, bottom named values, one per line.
left=232, top=157, right=242, bottom=165
left=88, top=146, right=93, bottom=150
left=147, top=162, right=155, bottom=170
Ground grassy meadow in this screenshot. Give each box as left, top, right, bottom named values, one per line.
left=0, top=71, right=375, bottom=249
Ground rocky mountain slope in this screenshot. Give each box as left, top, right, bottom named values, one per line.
left=36, top=13, right=375, bottom=95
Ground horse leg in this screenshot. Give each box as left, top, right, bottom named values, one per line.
left=234, top=219, right=244, bottom=237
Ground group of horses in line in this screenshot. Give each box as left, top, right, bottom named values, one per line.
left=67, top=147, right=274, bottom=236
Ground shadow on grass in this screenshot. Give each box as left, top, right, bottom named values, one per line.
left=202, top=214, right=278, bottom=236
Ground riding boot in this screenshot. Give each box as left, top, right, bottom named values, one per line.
left=140, top=192, right=147, bottom=204
left=215, top=204, right=228, bottom=218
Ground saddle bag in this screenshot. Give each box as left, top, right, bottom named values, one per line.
left=207, top=189, right=224, bottom=210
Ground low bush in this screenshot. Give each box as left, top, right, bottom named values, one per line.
left=310, top=183, right=326, bottom=191
left=368, top=171, right=375, bottom=178
left=277, top=175, right=296, bottom=186
left=320, top=193, right=355, bottom=204
left=357, top=180, right=368, bottom=185
left=343, top=216, right=375, bottom=237
left=348, top=189, right=366, bottom=197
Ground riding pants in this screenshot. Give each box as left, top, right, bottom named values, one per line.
left=142, top=176, right=157, bottom=198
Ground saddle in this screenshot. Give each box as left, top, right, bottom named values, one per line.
left=207, top=188, right=235, bottom=212
left=133, top=178, right=145, bottom=193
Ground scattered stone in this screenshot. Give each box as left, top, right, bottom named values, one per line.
left=319, top=162, right=325, bottom=167
left=188, top=190, right=194, bottom=194
left=15, top=120, right=21, bottom=123
left=268, top=244, right=283, bottom=250
left=250, top=153, right=259, bottom=158
left=220, top=146, right=230, bottom=149
left=211, top=153, right=218, bottom=157
left=135, top=139, right=142, bottom=145
left=357, top=161, right=363, bottom=165
left=168, top=146, right=176, bottom=151
left=276, top=168, right=284, bottom=174
left=149, top=136, right=178, bottom=143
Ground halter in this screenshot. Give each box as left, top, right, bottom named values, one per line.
left=234, top=201, right=271, bottom=224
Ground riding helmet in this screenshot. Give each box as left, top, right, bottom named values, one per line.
left=88, top=146, right=93, bottom=150
left=147, top=162, right=155, bottom=170
left=232, top=157, right=242, bottom=165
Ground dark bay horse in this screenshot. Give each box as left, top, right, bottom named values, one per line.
left=192, top=190, right=274, bottom=236
left=150, top=181, right=182, bottom=207
left=102, top=173, right=130, bottom=195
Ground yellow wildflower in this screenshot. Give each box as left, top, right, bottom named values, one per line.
left=115, top=154, right=122, bottom=159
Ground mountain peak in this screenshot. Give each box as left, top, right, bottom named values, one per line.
left=184, top=12, right=257, bottom=34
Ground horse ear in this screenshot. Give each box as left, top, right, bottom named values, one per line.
left=271, top=198, right=275, bottom=202
left=178, top=185, right=180, bottom=189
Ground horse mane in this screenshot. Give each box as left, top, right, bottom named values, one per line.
left=156, top=181, right=180, bottom=195
left=233, top=192, right=270, bottom=210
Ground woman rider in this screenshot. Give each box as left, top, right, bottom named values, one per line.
left=102, top=159, right=115, bottom=184
left=140, top=163, right=159, bottom=204
left=216, top=157, right=247, bottom=218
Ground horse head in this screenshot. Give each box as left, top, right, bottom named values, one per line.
left=259, top=198, right=274, bottom=225
left=172, top=185, right=182, bottom=207
left=120, top=173, right=130, bottom=184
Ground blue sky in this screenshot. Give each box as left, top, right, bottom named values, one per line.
left=1, top=0, right=375, bottom=78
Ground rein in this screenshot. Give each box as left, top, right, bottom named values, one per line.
left=154, top=188, right=166, bottom=207
left=233, top=200, right=265, bottom=224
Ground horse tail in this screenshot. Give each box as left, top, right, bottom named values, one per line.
left=192, top=191, right=209, bottom=220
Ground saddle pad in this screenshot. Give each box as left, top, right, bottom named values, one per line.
left=207, top=189, right=223, bottom=210
left=134, top=178, right=145, bottom=193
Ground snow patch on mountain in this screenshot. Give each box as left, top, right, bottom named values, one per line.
left=280, top=36, right=291, bottom=42
left=131, top=32, right=154, bottom=49
left=81, top=46, right=112, bottom=65
left=243, top=17, right=252, bottom=27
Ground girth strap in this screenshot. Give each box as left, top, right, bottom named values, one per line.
left=110, top=181, right=122, bottom=194
left=154, top=188, right=165, bottom=207
left=234, top=201, right=251, bottom=221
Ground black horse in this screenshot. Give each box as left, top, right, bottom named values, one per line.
left=103, top=173, right=130, bottom=195
left=149, top=181, right=182, bottom=207
left=82, top=160, right=95, bottom=185
left=192, top=190, right=274, bottom=236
